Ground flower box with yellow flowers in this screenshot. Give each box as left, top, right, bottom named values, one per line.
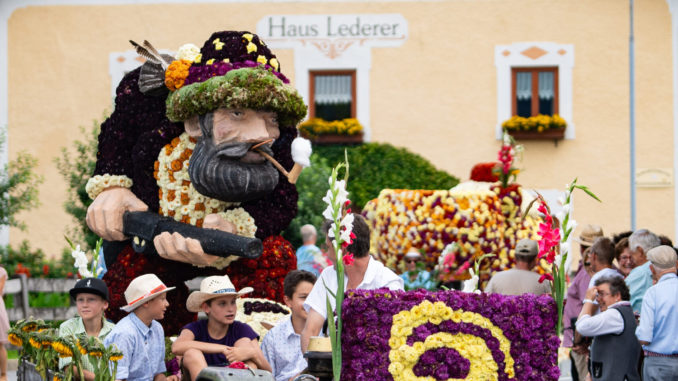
left=502, top=114, right=566, bottom=141
left=298, top=117, right=364, bottom=145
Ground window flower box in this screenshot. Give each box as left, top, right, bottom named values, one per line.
left=502, top=114, right=566, bottom=143
left=298, top=118, right=364, bottom=145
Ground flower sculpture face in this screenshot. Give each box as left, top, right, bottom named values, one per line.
left=187, top=108, right=281, bottom=202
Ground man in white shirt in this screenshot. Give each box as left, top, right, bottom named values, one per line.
left=300, top=214, right=403, bottom=352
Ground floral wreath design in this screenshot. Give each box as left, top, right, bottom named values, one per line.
left=388, top=300, right=515, bottom=381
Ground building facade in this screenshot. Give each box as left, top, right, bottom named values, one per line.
left=1, top=0, right=677, bottom=256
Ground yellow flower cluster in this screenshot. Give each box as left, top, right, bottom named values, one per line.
left=502, top=114, right=567, bottom=133
left=362, top=188, right=540, bottom=280
left=298, top=118, right=363, bottom=137
left=234, top=297, right=291, bottom=342
left=85, top=174, right=133, bottom=200
left=388, top=300, right=515, bottom=380
left=164, top=59, right=192, bottom=91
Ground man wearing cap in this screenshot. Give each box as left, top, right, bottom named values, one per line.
left=103, top=274, right=177, bottom=381
left=84, top=31, right=308, bottom=332
left=59, top=277, right=115, bottom=380
left=636, top=245, right=678, bottom=380
left=485, top=239, right=551, bottom=295
left=625, top=229, right=661, bottom=314
left=563, top=224, right=603, bottom=381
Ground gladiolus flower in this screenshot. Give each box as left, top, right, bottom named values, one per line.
left=343, top=253, right=355, bottom=266
left=539, top=273, right=554, bottom=283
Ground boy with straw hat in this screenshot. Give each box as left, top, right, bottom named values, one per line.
left=103, top=274, right=177, bottom=381
left=172, top=275, right=271, bottom=380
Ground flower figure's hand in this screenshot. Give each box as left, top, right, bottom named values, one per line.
left=86, top=187, right=148, bottom=241
left=154, top=213, right=234, bottom=266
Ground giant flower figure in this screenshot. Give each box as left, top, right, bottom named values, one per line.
left=533, top=178, right=600, bottom=334
left=321, top=157, right=355, bottom=380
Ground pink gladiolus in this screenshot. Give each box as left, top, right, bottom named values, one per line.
left=539, top=273, right=554, bottom=283
left=455, top=260, right=471, bottom=275
left=343, top=253, right=354, bottom=266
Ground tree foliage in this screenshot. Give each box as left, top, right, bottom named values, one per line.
left=0, top=129, right=42, bottom=230
left=54, top=121, right=101, bottom=251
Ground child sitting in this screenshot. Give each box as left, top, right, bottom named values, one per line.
left=261, top=270, right=317, bottom=381
left=59, top=277, right=115, bottom=381
left=172, top=275, right=271, bottom=380
left=103, top=274, right=178, bottom=381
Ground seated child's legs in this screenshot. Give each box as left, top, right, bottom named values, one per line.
left=183, top=348, right=208, bottom=381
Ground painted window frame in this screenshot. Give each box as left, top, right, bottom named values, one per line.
left=495, top=42, right=574, bottom=139
left=309, top=70, right=357, bottom=120
left=511, top=67, right=559, bottom=117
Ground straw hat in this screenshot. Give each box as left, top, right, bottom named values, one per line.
left=186, top=275, right=253, bottom=313
left=120, top=274, right=175, bottom=312
left=404, top=248, right=422, bottom=260
left=574, top=224, right=604, bottom=247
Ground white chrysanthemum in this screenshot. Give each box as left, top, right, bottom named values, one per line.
left=176, top=43, right=201, bottom=62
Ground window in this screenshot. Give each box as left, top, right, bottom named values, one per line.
left=309, top=71, right=356, bottom=121
left=512, top=67, right=558, bottom=117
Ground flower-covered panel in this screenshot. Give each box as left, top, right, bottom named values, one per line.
left=342, top=289, right=560, bottom=381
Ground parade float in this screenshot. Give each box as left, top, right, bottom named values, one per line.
left=12, top=29, right=601, bottom=381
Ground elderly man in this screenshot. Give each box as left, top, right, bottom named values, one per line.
left=296, top=224, right=328, bottom=276
left=636, top=245, right=678, bottom=380
left=485, top=239, right=551, bottom=295
left=576, top=276, right=640, bottom=381
left=85, top=31, right=307, bottom=332
left=300, top=214, right=403, bottom=353
left=625, top=229, right=661, bottom=314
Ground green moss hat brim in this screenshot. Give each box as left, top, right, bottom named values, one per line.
left=166, top=67, right=307, bottom=126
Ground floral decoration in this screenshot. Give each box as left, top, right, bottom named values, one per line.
left=176, top=43, right=201, bottom=62
left=298, top=118, right=364, bottom=137
left=362, top=187, right=542, bottom=287
left=532, top=179, right=600, bottom=334
left=341, top=289, right=560, bottom=381
left=66, top=237, right=105, bottom=278
left=164, top=59, right=192, bottom=91
left=502, top=114, right=566, bottom=133
left=493, top=132, right=522, bottom=189
left=235, top=297, right=290, bottom=342
left=85, top=174, right=133, bottom=200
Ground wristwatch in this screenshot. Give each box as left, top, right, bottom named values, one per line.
left=582, top=299, right=595, bottom=304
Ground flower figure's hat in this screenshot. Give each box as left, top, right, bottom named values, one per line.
left=121, top=274, right=175, bottom=312
left=164, top=31, right=307, bottom=126
left=185, top=275, right=252, bottom=312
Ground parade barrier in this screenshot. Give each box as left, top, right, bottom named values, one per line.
left=5, top=274, right=77, bottom=321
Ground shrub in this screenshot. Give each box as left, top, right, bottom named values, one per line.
left=314, top=143, right=459, bottom=209
left=282, top=142, right=459, bottom=248
left=0, top=241, right=74, bottom=279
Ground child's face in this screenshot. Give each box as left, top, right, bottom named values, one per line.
left=284, top=281, right=314, bottom=321
left=145, top=293, right=169, bottom=320
left=204, top=295, right=238, bottom=325
left=75, top=293, right=108, bottom=322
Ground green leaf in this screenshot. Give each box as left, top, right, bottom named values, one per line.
left=573, top=185, right=602, bottom=202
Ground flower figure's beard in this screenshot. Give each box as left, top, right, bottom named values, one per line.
left=188, top=117, right=279, bottom=203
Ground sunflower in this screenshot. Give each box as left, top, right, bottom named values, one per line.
left=8, top=333, right=22, bottom=347
left=51, top=338, right=74, bottom=358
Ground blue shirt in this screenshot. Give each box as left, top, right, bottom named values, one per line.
left=400, top=270, right=434, bottom=291
left=103, top=313, right=167, bottom=380
left=636, top=273, right=678, bottom=354
left=625, top=261, right=653, bottom=314
left=260, top=316, right=306, bottom=381
left=295, top=244, right=326, bottom=276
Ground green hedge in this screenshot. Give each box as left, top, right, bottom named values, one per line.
left=282, top=143, right=459, bottom=248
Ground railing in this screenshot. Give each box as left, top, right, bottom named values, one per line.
left=5, top=274, right=78, bottom=321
